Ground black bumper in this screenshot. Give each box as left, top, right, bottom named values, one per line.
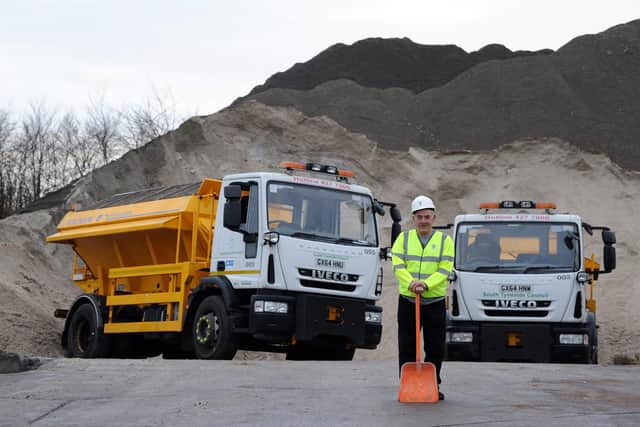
left=248, top=293, right=382, bottom=349
left=446, top=322, right=592, bottom=363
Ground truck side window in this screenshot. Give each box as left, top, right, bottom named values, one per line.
left=245, top=183, right=259, bottom=236
left=243, top=183, right=259, bottom=258
left=225, top=181, right=259, bottom=258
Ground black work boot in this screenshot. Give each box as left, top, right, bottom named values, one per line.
left=438, top=391, right=445, bottom=401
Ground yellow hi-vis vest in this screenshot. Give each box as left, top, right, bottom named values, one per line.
left=392, top=229, right=454, bottom=298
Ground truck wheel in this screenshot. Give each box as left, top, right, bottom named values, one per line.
left=286, top=344, right=355, bottom=361
left=192, top=295, right=238, bottom=360
left=67, top=304, right=110, bottom=358
left=589, top=330, right=599, bottom=364
left=587, top=312, right=598, bottom=364
left=320, top=347, right=355, bottom=361
left=285, top=344, right=313, bottom=360
left=342, top=348, right=356, bottom=360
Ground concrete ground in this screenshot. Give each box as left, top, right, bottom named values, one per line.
left=1, top=359, right=639, bottom=427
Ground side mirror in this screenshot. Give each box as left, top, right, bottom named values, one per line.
left=373, top=201, right=385, bottom=216
left=390, top=206, right=402, bottom=223
left=603, top=245, right=616, bottom=273
left=389, top=205, right=402, bottom=247
left=223, top=184, right=243, bottom=229
left=563, top=234, right=574, bottom=250
left=391, top=222, right=401, bottom=246
left=602, top=230, right=616, bottom=245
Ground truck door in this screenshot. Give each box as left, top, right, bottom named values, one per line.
left=217, top=181, right=262, bottom=288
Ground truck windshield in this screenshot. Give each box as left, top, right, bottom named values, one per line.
left=267, top=182, right=377, bottom=246
left=455, top=222, right=580, bottom=273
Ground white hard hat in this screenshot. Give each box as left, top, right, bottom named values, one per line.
left=411, top=195, right=435, bottom=212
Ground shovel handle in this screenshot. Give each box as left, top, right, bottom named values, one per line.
left=415, top=293, right=421, bottom=363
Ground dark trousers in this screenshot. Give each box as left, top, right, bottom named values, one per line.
left=397, top=296, right=446, bottom=384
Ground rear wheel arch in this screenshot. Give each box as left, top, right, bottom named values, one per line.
left=191, top=276, right=237, bottom=307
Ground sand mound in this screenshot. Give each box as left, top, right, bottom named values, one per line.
left=1, top=102, right=637, bottom=363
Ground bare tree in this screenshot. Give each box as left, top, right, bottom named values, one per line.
left=0, top=109, right=13, bottom=145
left=121, top=87, right=181, bottom=150
left=85, top=93, right=122, bottom=165
left=0, top=109, right=17, bottom=217
left=58, top=111, right=97, bottom=178
left=0, top=86, right=188, bottom=218
left=18, top=102, right=57, bottom=202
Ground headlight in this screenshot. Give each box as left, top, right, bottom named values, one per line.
left=446, top=332, right=473, bottom=343
left=254, top=300, right=288, bottom=314
left=576, top=272, right=590, bottom=283
left=365, top=311, right=382, bottom=324
left=559, top=334, right=588, bottom=345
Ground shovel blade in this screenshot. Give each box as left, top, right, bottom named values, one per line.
left=398, top=362, right=439, bottom=403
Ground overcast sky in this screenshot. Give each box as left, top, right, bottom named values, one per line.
left=2, top=1, right=639, bottom=118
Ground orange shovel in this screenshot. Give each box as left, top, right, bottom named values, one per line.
left=398, top=294, right=439, bottom=403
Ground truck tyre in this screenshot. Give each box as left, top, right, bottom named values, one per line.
left=67, top=304, right=110, bottom=358
left=319, top=347, right=355, bottom=361
left=587, top=313, right=598, bottom=364
left=285, top=344, right=313, bottom=360
left=286, top=344, right=355, bottom=361
left=192, top=295, right=238, bottom=360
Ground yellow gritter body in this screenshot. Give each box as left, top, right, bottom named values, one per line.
left=47, top=179, right=221, bottom=334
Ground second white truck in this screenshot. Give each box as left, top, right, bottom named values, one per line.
left=444, top=200, right=616, bottom=363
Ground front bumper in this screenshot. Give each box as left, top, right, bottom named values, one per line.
left=446, top=322, right=592, bottom=363
left=248, top=292, right=382, bottom=349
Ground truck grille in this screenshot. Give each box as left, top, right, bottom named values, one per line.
left=484, top=310, right=548, bottom=317
left=482, top=299, right=551, bottom=317
left=299, top=280, right=356, bottom=292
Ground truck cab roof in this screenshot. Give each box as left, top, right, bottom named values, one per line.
left=222, top=171, right=374, bottom=197
left=455, top=212, right=582, bottom=225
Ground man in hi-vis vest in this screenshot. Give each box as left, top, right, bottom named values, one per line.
left=392, top=195, right=454, bottom=401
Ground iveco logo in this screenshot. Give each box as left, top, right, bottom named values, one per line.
left=497, top=300, right=537, bottom=308
left=299, top=268, right=358, bottom=282
left=312, top=270, right=350, bottom=282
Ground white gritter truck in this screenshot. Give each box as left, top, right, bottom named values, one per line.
left=444, top=200, right=616, bottom=363
left=48, top=161, right=402, bottom=360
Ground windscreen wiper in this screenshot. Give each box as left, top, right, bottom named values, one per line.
left=336, top=237, right=372, bottom=246
left=523, top=265, right=573, bottom=273
left=290, top=232, right=337, bottom=243
left=471, top=265, right=528, bottom=272
left=471, top=265, right=504, bottom=272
